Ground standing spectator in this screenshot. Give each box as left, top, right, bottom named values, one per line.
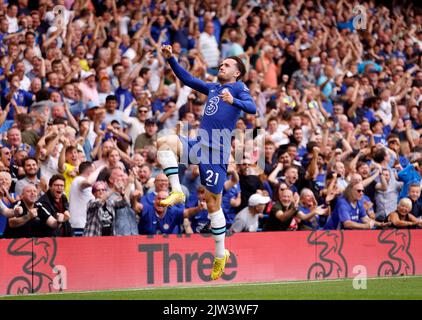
left=2, top=185, right=42, bottom=238
left=122, top=102, right=147, bottom=144
left=104, top=94, right=124, bottom=126
left=78, top=72, right=99, bottom=105
left=5, top=4, right=19, bottom=33
left=291, top=58, right=315, bottom=94
left=374, top=168, right=403, bottom=222
left=198, top=22, right=220, bottom=75
left=14, top=157, right=43, bottom=196
left=58, top=138, right=80, bottom=198
left=69, top=162, right=105, bottom=236
left=107, top=167, right=138, bottom=236
left=84, top=181, right=115, bottom=237
left=36, top=174, right=72, bottom=237
left=256, top=45, right=278, bottom=89
left=134, top=118, right=158, bottom=153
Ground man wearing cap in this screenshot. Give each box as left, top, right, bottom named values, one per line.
left=229, top=193, right=270, bottom=233
left=78, top=71, right=99, bottom=105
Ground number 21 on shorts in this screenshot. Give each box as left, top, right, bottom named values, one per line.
left=205, top=170, right=219, bottom=186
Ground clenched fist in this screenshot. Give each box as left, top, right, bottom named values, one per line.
left=161, top=44, right=173, bottom=59
left=220, top=89, right=234, bottom=104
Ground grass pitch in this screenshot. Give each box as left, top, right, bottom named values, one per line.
left=2, top=276, right=422, bottom=300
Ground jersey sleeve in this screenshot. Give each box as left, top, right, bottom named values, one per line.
left=23, top=90, right=34, bottom=107
left=231, top=83, right=257, bottom=114
left=167, top=57, right=212, bottom=96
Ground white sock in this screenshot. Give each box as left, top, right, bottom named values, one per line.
left=157, top=150, right=182, bottom=192
left=209, top=209, right=226, bottom=258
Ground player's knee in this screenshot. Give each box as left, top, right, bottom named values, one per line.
left=206, top=194, right=221, bottom=213
left=157, top=136, right=169, bottom=150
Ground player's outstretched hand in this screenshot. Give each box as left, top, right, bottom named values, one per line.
left=220, top=89, right=234, bottom=104
left=161, top=44, right=173, bottom=59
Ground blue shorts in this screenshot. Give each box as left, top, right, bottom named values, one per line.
left=180, top=136, right=228, bottom=195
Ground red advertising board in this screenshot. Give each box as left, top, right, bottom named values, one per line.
left=0, top=229, right=421, bottom=295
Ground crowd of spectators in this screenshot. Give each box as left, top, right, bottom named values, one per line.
left=0, top=0, right=421, bottom=238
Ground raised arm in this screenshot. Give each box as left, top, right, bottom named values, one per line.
left=162, top=45, right=211, bottom=96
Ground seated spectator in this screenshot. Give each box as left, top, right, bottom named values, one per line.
left=297, top=188, right=329, bottom=230
left=263, top=184, right=298, bottom=231
left=230, top=193, right=270, bottom=233
left=388, top=198, right=422, bottom=229
left=138, top=190, right=189, bottom=235
left=325, top=181, right=390, bottom=230
left=36, top=174, right=72, bottom=237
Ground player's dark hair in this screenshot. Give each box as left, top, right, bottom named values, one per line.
left=226, top=56, right=246, bottom=81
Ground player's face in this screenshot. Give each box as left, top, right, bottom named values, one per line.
left=217, top=59, right=240, bottom=83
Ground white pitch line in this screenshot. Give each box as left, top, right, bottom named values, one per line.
left=3, top=275, right=422, bottom=298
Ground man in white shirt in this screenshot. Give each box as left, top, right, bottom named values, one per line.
left=198, top=22, right=220, bottom=74
left=6, top=4, right=19, bottom=33
left=122, top=103, right=147, bottom=145
left=69, top=162, right=105, bottom=236
left=230, top=193, right=270, bottom=233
